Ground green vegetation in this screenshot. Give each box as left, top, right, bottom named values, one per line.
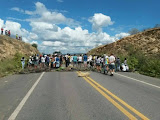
left=119, top=44, right=160, bottom=77
left=0, top=52, right=28, bottom=77
left=53, top=51, right=62, bottom=55
left=32, top=43, right=38, bottom=49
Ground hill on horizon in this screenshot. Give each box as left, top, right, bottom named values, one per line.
left=0, top=35, right=40, bottom=61
left=88, top=27, right=160, bottom=57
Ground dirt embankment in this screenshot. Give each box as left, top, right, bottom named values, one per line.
left=0, top=35, right=40, bottom=61
left=88, top=28, right=160, bottom=57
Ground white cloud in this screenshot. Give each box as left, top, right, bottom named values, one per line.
left=7, top=2, right=130, bottom=54
left=36, top=26, right=119, bottom=53
left=1, top=20, right=38, bottom=43
left=11, top=7, right=24, bottom=13
left=31, top=41, right=38, bottom=44
left=5, top=21, right=22, bottom=35
left=0, top=19, right=4, bottom=28
left=18, top=2, right=79, bottom=26
left=42, top=41, right=65, bottom=46
left=89, top=13, right=114, bottom=32
left=30, top=22, right=58, bottom=32
left=115, top=32, right=130, bottom=40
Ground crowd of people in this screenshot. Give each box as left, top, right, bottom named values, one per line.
left=1, top=28, right=11, bottom=36
left=63, top=53, right=129, bottom=76
left=25, top=54, right=63, bottom=69
left=1, top=27, right=22, bottom=40
left=21, top=53, right=129, bottom=76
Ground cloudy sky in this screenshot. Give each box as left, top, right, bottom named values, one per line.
left=0, top=0, right=159, bottom=54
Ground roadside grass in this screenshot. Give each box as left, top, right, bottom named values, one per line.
left=91, top=44, right=160, bottom=78
left=0, top=52, right=27, bottom=77
left=120, top=44, right=160, bottom=78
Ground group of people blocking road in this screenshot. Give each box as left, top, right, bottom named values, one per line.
left=27, top=54, right=63, bottom=69
left=63, top=53, right=129, bottom=76
left=21, top=53, right=129, bottom=76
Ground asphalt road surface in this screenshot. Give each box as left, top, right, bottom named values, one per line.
left=0, top=71, right=160, bottom=120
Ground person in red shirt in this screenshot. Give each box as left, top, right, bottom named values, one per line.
left=8, top=30, right=11, bottom=36
left=1, top=28, right=3, bottom=35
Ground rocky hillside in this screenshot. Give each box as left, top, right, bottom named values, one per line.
left=88, top=28, right=160, bottom=57
left=0, top=35, right=40, bottom=61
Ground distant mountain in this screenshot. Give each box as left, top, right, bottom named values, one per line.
left=0, top=35, right=40, bottom=61
left=88, top=28, right=160, bottom=57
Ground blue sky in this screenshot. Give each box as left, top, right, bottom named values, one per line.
left=0, top=0, right=160, bottom=53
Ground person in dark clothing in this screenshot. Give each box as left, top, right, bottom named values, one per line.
left=45, top=55, right=50, bottom=67
left=116, top=57, right=121, bottom=71
left=65, top=54, right=69, bottom=67
left=60, top=55, right=63, bottom=67
left=5, top=30, right=8, bottom=35
left=8, top=30, right=11, bottom=36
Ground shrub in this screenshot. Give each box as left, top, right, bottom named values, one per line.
left=32, top=43, right=38, bottom=49
left=0, top=52, right=26, bottom=77
left=119, top=44, right=160, bottom=77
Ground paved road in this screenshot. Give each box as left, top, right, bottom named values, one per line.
left=0, top=71, right=160, bottom=120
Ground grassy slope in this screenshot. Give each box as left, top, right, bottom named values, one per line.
left=0, top=35, right=40, bottom=77
left=0, top=52, right=27, bottom=77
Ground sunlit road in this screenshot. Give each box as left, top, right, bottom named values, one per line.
left=0, top=71, right=160, bottom=120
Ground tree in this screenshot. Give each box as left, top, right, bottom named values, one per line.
left=128, top=28, right=140, bottom=35
left=32, top=43, right=38, bottom=49
left=53, top=51, right=62, bottom=55
left=154, top=24, right=160, bottom=28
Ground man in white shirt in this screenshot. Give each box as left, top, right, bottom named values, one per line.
left=108, top=54, right=116, bottom=76
left=41, top=55, right=46, bottom=68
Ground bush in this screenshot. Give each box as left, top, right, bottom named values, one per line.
left=119, top=44, right=160, bottom=77
left=127, top=57, right=139, bottom=71
left=32, top=43, right=38, bottom=49
left=0, top=52, right=26, bottom=77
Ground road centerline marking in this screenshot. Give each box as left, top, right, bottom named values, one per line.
left=8, top=72, right=45, bottom=120
left=115, top=73, right=160, bottom=89
left=76, top=73, right=137, bottom=119
left=76, top=71, right=149, bottom=120
left=86, top=76, right=149, bottom=120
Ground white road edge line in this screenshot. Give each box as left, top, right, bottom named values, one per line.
left=8, top=72, right=45, bottom=120
left=115, top=73, right=160, bottom=89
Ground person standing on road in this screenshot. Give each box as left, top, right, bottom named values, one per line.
left=96, top=56, right=101, bottom=72
left=108, top=54, right=116, bottom=76
left=65, top=54, right=69, bottom=67
left=1, top=28, right=3, bottom=35
left=116, top=57, right=121, bottom=71
left=68, top=54, right=71, bottom=66
left=104, top=55, right=109, bottom=74
left=41, top=55, right=46, bottom=68
left=83, top=54, right=88, bottom=69
left=45, top=55, right=50, bottom=67
left=21, top=57, right=25, bottom=69
left=28, top=56, right=32, bottom=68
left=73, top=54, right=78, bottom=68
left=60, top=55, right=63, bottom=67
left=78, top=55, right=83, bottom=69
